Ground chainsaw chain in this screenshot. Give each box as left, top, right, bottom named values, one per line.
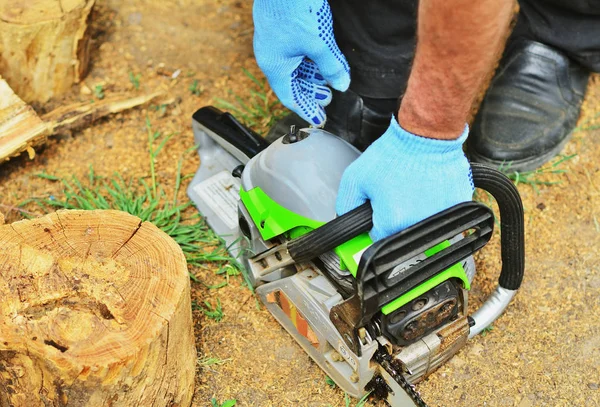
left=374, top=348, right=429, bottom=407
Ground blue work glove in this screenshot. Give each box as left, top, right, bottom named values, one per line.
left=253, top=0, right=350, bottom=127
left=336, top=118, right=474, bottom=242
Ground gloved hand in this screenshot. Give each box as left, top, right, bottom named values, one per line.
left=253, top=0, right=350, bottom=127
left=336, top=117, right=474, bottom=242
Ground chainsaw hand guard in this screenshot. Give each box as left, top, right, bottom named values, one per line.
left=468, top=163, right=525, bottom=336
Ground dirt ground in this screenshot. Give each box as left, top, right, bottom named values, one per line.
left=1, top=1, right=600, bottom=406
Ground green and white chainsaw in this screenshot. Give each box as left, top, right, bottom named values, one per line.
left=188, top=106, right=525, bottom=406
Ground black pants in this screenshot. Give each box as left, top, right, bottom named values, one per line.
left=329, top=0, right=600, bottom=99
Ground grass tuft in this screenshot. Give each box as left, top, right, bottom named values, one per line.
left=198, top=356, right=231, bottom=367
left=23, top=119, right=244, bottom=282
left=573, top=111, right=600, bottom=133
left=94, top=85, right=105, bottom=100
left=499, top=154, right=576, bottom=192
left=129, top=71, right=141, bottom=90
left=194, top=299, right=224, bottom=322
left=326, top=391, right=373, bottom=407
left=342, top=391, right=371, bottom=407
left=189, top=79, right=203, bottom=96
left=211, top=398, right=236, bottom=407
left=480, top=325, right=494, bottom=337
left=214, top=68, right=288, bottom=134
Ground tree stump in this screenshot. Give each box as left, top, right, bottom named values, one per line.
left=0, top=210, right=196, bottom=406
left=0, top=0, right=95, bottom=103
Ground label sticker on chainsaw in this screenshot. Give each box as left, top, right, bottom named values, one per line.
left=192, top=171, right=241, bottom=229
left=387, top=253, right=427, bottom=282
left=273, top=290, right=319, bottom=347
left=338, top=342, right=358, bottom=371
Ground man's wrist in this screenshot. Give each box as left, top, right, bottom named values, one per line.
left=397, top=92, right=467, bottom=141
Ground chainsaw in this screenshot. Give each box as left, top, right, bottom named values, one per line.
left=187, top=106, right=525, bottom=406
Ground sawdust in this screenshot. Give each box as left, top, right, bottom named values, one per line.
left=0, top=1, right=599, bottom=406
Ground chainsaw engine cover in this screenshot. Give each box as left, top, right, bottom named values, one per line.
left=241, top=127, right=360, bottom=225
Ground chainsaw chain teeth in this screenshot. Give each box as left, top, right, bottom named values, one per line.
left=375, top=349, right=429, bottom=407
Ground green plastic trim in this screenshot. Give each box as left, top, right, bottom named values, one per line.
left=240, top=187, right=323, bottom=241
left=240, top=186, right=372, bottom=275
left=381, top=240, right=471, bottom=315
left=335, top=236, right=372, bottom=277
left=240, top=186, right=469, bottom=305
left=240, top=186, right=468, bottom=315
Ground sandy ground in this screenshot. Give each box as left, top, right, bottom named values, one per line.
left=1, top=1, right=599, bottom=406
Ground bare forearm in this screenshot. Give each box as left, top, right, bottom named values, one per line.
left=398, top=0, right=514, bottom=140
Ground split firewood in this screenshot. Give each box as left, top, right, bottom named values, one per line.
left=0, top=210, right=196, bottom=407
left=0, top=77, right=163, bottom=163
left=0, top=0, right=95, bottom=103
left=42, top=91, right=165, bottom=134
left=0, top=77, right=50, bottom=161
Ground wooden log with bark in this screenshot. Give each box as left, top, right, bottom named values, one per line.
left=0, top=0, right=95, bottom=103
left=0, top=210, right=196, bottom=406
left=0, top=76, right=163, bottom=163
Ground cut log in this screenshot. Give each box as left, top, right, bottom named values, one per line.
left=0, top=0, right=95, bottom=103
left=0, top=210, right=196, bottom=406
left=0, top=76, right=163, bottom=163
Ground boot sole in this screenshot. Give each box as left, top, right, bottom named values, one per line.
left=467, top=130, right=574, bottom=173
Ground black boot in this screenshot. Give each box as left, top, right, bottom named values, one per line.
left=324, top=89, right=398, bottom=151
left=468, top=39, right=590, bottom=172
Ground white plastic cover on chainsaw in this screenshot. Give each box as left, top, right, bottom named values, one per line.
left=241, top=128, right=361, bottom=223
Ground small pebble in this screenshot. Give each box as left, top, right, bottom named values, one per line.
left=80, top=84, right=92, bottom=95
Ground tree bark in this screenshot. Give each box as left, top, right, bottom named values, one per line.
left=0, top=0, right=95, bottom=103
left=0, top=210, right=196, bottom=406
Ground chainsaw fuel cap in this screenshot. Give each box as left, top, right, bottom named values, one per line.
left=282, top=125, right=310, bottom=144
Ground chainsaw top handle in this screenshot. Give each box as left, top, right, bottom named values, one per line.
left=192, top=106, right=270, bottom=162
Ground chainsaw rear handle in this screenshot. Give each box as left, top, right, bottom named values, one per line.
left=192, top=106, right=270, bottom=163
